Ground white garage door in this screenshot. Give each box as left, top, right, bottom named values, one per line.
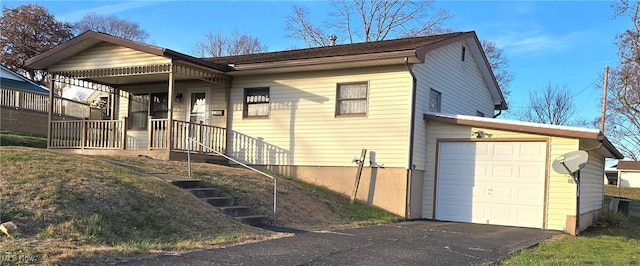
left=435, top=141, right=546, bottom=228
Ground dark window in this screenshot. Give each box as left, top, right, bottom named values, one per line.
left=429, top=89, right=441, bottom=112
left=461, top=46, right=466, bottom=61
left=336, top=82, right=368, bottom=116
left=244, top=87, right=270, bottom=118
left=128, top=92, right=168, bottom=129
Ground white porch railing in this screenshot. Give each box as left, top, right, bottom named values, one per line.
left=49, top=118, right=226, bottom=153
left=0, top=87, right=101, bottom=119
left=172, top=120, right=226, bottom=154
left=50, top=120, right=125, bottom=149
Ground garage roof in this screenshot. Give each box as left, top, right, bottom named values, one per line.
left=424, top=112, right=624, bottom=159
left=617, top=161, right=640, bottom=171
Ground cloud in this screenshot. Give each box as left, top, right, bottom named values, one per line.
left=492, top=30, right=593, bottom=55
left=57, top=1, right=166, bottom=21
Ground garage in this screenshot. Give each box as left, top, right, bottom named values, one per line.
left=435, top=141, right=547, bottom=228
left=422, top=113, right=625, bottom=235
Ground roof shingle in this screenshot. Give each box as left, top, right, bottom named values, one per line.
left=205, top=32, right=469, bottom=65
left=617, top=161, right=640, bottom=171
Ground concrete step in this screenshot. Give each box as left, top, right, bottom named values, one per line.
left=186, top=188, right=222, bottom=198
left=235, top=215, right=268, bottom=226
left=219, top=206, right=253, bottom=217
left=171, top=180, right=207, bottom=189
left=201, top=196, right=235, bottom=207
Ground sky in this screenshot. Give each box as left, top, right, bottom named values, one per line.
left=1, top=0, right=629, bottom=124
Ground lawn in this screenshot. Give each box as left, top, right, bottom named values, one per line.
left=503, top=185, right=640, bottom=265
left=0, top=130, right=47, bottom=148
left=0, top=143, right=399, bottom=265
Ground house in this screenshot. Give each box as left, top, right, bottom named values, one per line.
left=604, top=164, right=618, bottom=185
left=1, top=64, right=50, bottom=135
left=617, top=161, right=640, bottom=188
left=1, top=64, right=50, bottom=94
left=24, top=31, right=623, bottom=235
left=1, top=65, right=100, bottom=135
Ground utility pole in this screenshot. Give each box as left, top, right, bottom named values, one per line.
left=601, top=66, right=609, bottom=133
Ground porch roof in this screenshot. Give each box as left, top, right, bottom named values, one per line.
left=25, top=31, right=231, bottom=73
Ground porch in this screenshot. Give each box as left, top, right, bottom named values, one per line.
left=22, top=31, right=233, bottom=160
left=49, top=118, right=226, bottom=154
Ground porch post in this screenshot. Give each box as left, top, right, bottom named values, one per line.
left=224, top=83, right=231, bottom=156
left=167, top=65, right=175, bottom=152
left=47, top=74, right=55, bottom=149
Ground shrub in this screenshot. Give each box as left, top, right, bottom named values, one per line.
left=596, top=210, right=629, bottom=228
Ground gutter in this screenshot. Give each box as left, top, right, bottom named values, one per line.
left=404, top=56, right=418, bottom=219
left=583, top=133, right=624, bottom=159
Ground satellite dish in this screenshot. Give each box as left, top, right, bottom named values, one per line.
left=552, top=150, right=589, bottom=174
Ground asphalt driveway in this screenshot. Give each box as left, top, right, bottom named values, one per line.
left=119, top=220, right=559, bottom=266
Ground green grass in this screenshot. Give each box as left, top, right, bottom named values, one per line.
left=1, top=147, right=401, bottom=265
left=0, top=130, right=47, bottom=148
left=106, top=156, right=401, bottom=228
left=503, top=185, right=640, bottom=265
left=0, top=147, right=265, bottom=265
left=282, top=175, right=400, bottom=226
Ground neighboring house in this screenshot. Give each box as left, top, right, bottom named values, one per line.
left=1, top=65, right=100, bottom=136
left=617, top=161, right=640, bottom=188
left=0, top=64, right=49, bottom=94
left=1, top=65, right=50, bottom=135
left=24, top=31, right=623, bottom=235
left=605, top=164, right=618, bottom=185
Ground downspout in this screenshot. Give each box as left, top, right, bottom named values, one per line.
left=404, top=56, right=417, bottom=219
left=493, top=109, right=502, bottom=118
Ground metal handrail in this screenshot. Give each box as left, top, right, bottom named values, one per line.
left=185, top=128, right=277, bottom=224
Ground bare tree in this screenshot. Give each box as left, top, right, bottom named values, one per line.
left=284, top=2, right=513, bottom=96
left=285, top=0, right=452, bottom=46
left=516, top=83, right=576, bottom=125
left=74, top=12, right=149, bottom=42
left=0, top=4, right=73, bottom=84
left=603, top=0, right=640, bottom=160
left=481, top=40, right=514, bottom=98
left=193, top=30, right=268, bottom=57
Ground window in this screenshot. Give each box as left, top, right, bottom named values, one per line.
left=461, top=46, right=466, bottom=61
left=476, top=110, right=485, bottom=117
left=129, top=94, right=149, bottom=129
left=128, top=92, right=168, bottom=129
left=151, top=93, right=168, bottom=119
left=244, top=87, right=270, bottom=118
left=428, top=89, right=441, bottom=112
left=336, top=82, right=368, bottom=116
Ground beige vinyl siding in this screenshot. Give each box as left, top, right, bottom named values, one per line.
left=411, top=40, right=496, bottom=171
left=49, top=42, right=170, bottom=72
left=578, top=148, right=605, bottom=213
left=228, top=65, right=413, bottom=167
left=126, top=130, right=147, bottom=150
left=118, top=92, right=128, bottom=120
left=545, top=136, right=580, bottom=231
left=619, top=171, right=640, bottom=187
left=421, top=121, right=548, bottom=219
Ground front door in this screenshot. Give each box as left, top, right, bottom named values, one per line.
left=187, top=90, right=209, bottom=124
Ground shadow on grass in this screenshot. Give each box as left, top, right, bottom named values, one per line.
left=582, top=197, right=640, bottom=241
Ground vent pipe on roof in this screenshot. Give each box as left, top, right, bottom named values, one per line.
left=328, top=34, right=337, bottom=46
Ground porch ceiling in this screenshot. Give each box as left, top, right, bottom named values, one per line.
left=54, top=61, right=230, bottom=88
left=84, top=73, right=180, bottom=86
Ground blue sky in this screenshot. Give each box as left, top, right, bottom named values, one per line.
left=2, top=1, right=627, bottom=124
